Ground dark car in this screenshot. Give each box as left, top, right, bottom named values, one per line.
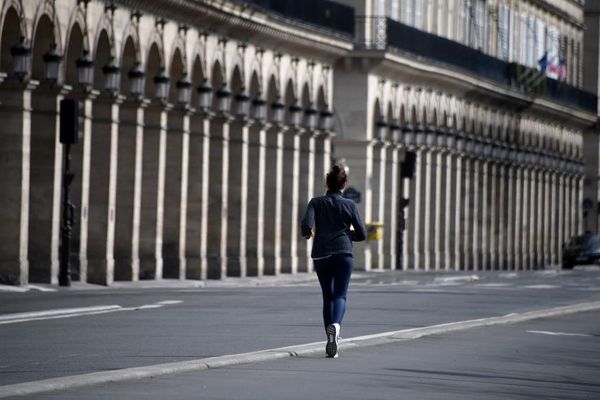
left=562, top=234, right=600, bottom=269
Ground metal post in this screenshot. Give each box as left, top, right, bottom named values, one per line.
left=59, top=142, right=75, bottom=286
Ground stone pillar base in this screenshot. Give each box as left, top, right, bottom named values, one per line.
left=0, top=260, right=27, bottom=286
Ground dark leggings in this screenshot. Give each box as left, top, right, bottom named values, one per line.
left=314, top=253, right=353, bottom=328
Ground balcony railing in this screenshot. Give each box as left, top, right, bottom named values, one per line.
left=357, top=16, right=597, bottom=114
left=233, top=0, right=355, bottom=38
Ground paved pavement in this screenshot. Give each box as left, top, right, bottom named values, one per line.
left=1, top=267, right=600, bottom=398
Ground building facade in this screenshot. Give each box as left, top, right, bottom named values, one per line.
left=0, top=0, right=596, bottom=286
left=336, top=0, right=596, bottom=271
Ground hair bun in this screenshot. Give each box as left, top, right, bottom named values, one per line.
left=332, top=165, right=341, bottom=174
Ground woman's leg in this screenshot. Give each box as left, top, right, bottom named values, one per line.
left=314, top=258, right=334, bottom=328
left=331, top=254, right=353, bottom=325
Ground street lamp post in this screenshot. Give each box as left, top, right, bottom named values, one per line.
left=58, top=99, right=80, bottom=286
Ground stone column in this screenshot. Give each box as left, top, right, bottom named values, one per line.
left=206, top=115, right=231, bottom=279
left=504, top=162, right=514, bottom=270
left=388, top=144, right=400, bottom=270
left=411, top=147, right=425, bottom=270
left=536, top=167, right=545, bottom=268
left=529, top=165, right=538, bottom=269
left=558, top=172, right=566, bottom=259
left=114, top=99, right=146, bottom=282
left=162, top=107, right=189, bottom=280
left=86, top=95, right=123, bottom=285
left=443, top=147, right=454, bottom=271
left=306, top=130, right=319, bottom=273
left=454, top=151, right=464, bottom=270
left=577, top=172, right=584, bottom=235
left=246, top=122, right=268, bottom=277
left=549, top=168, right=557, bottom=265
left=433, top=145, right=444, bottom=271
left=178, top=108, right=193, bottom=279
left=226, top=118, right=251, bottom=277
left=488, top=159, right=497, bottom=270
left=290, top=126, right=309, bottom=272
left=542, top=168, right=550, bottom=267
left=481, top=158, right=490, bottom=270
left=495, top=159, right=504, bottom=270
left=29, top=84, right=69, bottom=284
left=263, top=124, right=285, bottom=276
left=0, top=80, right=37, bottom=285
left=287, top=126, right=303, bottom=274
left=462, top=154, right=472, bottom=270
left=375, top=141, right=387, bottom=270
left=422, top=146, right=434, bottom=271
left=514, top=163, right=523, bottom=270
left=138, top=102, right=169, bottom=280
left=564, top=173, right=572, bottom=247
left=185, top=113, right=210, bottom=280
left=522, top=164, right=531, bottom=270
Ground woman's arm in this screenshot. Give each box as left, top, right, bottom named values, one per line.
left=301, top=199, right=315, bottom=239
left=350, top=202, right=367, bottom=242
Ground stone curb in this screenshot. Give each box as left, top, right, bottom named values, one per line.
left=1, top=300, right=600, bottom=398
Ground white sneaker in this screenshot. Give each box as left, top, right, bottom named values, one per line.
left=326, top=323, right=340, bottom=358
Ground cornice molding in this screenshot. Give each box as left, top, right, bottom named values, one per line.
left=115, top=0, right=352, bottom=58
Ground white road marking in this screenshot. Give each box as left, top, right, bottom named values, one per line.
left=521, top=284, right=559, bottom=289
left=476, top=283, right=511, bottom=287
left=27, top=285, right=57, bottom=292
left=0, top=301, right=184, bottom=325
left=527, top=330, right=592, bottom=337
left=0, top=306, right=122, bottom=323
left=135, top=305, right=164, bottom=310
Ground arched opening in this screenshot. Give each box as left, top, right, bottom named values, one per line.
left=62, top=22, right=85, bottom=281
left=245, top=70, right=263, bottom=277
left=226, top=65, right=245, bottom=277
left=262, top=74, right=279, bottom=276
left=167, top=48, right=183, bottom=104
left=297, top=82, right=312, bottom=273
left=206, top=60, right=226, bottom=279
left=185, top=54, right=206, bottom=279
left=93, top=30, right=112, bottom=92
left=86, top=28, right=115, bottom=284
left=119, top=36, right=137, bottom=95
left=279, top=78, right=298, bottom=274
left=64, top=24, right=83, bottom=87
left=31, top=14, right=55, bottom=82
left=162, top=47, right=185, bottom=279
left=113, top=36, right=139, bottom=281
left=28, top=13, right=59, bottom=283
left=138, top=42, right=163, bottom=279
left=144, top=43, right=162, bottom=100
left=0, top=7, right=22, bottom=75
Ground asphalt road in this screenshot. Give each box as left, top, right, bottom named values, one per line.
left=1, top=268, right=600, bottom=398
left=29, top=310, right=600, bottom=400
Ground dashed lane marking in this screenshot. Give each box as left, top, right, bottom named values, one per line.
left=527, top=330, right=592, bottom=337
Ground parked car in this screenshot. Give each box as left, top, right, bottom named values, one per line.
left=562, top=234, right=600, bottom=269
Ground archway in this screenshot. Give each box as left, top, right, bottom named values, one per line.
left=138, top=42, right=163, bottom=279
left=28, top=13, right=60, bottom=283
left=262, top=74, right=280, bottom=276
left=162, top=47, right=185, bottom=279
left=206, top=59, right=226, bottom=279
left=226, top=65, right=245, bottom=277
left=185, top=54, right=206, bottom=279
left=113, top=36, right=139, bottom=281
